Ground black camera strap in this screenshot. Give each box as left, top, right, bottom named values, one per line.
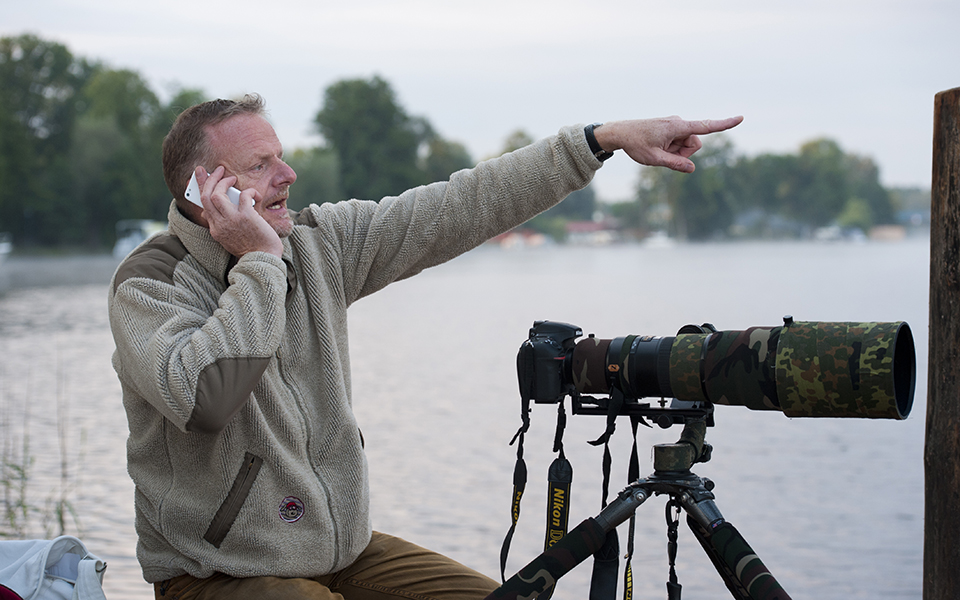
left=540, top=402, right=573, bottom=600
left=499, top=415, right=529, bottom=584
left=622, top=415, right=642, bottom=600
left=666, top=498, right=683, bottom=600
left=587, top=389, right=623, bottom=600
left=585, top=391, right=642, bottom=600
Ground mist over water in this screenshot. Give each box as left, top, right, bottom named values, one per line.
left=0, top=238, right=928, bottom=599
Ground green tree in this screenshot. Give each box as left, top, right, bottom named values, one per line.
left=82, top=69, right=160, bottom=140
left=733, top=153, right=798, bottom=216
left=313, top=76, right=474, bottom=201
left=0, top=35, right=94, bottom=161
left=0, top=34, right=96, bottom=245
left=836, top=197, right=873, bottom=232
left=716, top=137, right=896, bottom=238
left=637, top=136, right=739, bottom=240
left=843, top=153, right=894, bottom=225
left=315, top=76, right=428, bottom=200
left=70, top=69, right=170, bottom=245
left=0, top=34, right=213, bottom=248
left=790, top=138, right=849, bottom=227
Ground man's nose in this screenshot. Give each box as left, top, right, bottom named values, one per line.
left=277, top=161, right=297, bottom=187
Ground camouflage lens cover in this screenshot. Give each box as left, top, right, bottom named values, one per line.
left=702, top=327, right=781, bottom=411
left=668, top=329, right=781, bottom=411
left=776, top=321, right=914, bottom=419
left=571, top=336, right=612, bottom=394
left=668, top=333, right=709, bottom=402
left=667, top=321, right=913, bottom=419
left=569, top=319, right=914, bottom=420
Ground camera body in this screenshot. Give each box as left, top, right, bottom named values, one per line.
left=517, top=321, right=581, bottom=404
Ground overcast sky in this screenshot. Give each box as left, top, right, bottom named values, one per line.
left=5, top=0, right=957, bottom=201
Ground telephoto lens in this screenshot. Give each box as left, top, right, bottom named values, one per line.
left=564, top=318, right=914, bottom=420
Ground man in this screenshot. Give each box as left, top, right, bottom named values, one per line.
left=108, top=94, right=741, bottom=599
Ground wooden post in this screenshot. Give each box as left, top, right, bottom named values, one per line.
left=926, top=86, right=960, bottom=600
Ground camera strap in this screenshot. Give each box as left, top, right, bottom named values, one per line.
left=622, top=416, right=642, bottom=600
left=666, top=498, right=683, bottom=599
left=586, top=391, right=642, bottom=600
left=499, top=414, right=529, bottom=584
left=540, top=402, right=573, bottom=600
left=587, top=389, right=623, bottom=600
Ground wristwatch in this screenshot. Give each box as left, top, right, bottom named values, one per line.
left=585, top=123, right=614, bottom=162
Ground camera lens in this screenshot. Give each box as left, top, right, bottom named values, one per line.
left=564, top=321, right=914, bottom=420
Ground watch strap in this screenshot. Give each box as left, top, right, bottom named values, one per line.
left=585, top=123, right=614, bottom=162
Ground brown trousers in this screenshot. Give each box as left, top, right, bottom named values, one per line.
left=154, top=531, right=499, bottom=600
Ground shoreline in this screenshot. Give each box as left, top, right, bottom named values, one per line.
left=0, top=233, right=930, bottom=294
left=0, top=254, right=121, bottom=292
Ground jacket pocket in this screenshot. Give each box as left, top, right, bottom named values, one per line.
left=203, top=452, right=263, bottom=548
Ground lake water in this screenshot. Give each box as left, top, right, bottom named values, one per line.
left=0, top=237, right=929, bottom=599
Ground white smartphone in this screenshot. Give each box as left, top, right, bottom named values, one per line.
left=185, top=171, right=242, bottom=207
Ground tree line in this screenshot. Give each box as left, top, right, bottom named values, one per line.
left=610, top=134, right=927, bottom=241
left=1, top=34, right=199, bottom=247
left=0, top=33, right=926, bottom=250
left=0, top=34, right=476, bottom=249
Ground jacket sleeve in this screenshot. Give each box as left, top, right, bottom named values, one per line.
left=299, top=124, right=601, bottom=305
left=109, top=246, right=289, bottom=434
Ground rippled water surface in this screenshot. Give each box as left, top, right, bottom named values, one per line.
left=0, top=238, right=928, bottom=599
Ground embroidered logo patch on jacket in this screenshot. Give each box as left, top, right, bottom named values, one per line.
left=279, top=497, right=305, bottom=523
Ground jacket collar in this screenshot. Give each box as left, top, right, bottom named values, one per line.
left=167, top=201, right=234, bottom=286
left=166, top=201, right=297, bottom=292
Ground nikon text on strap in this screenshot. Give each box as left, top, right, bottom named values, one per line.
left=540, top=402, right=573, bottom=600
left=499, top=421, right=528, bottom=584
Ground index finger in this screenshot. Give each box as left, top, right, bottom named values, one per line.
left=685, top=116, right=744, bottom=135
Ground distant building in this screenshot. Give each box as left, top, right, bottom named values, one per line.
left=565, top=219, right=619, bottom=245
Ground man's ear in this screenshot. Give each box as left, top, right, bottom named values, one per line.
left=176, top=198, right=208, bottom=228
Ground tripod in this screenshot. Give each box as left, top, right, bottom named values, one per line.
left=486, top=419, right=792, bottom=600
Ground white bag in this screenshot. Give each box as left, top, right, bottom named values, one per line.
left=0, top=536, right=106, bottom=600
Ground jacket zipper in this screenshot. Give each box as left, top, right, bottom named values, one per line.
left=276, top=345, right=341, bottom=567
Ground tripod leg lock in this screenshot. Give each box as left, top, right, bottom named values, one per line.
left=680, top=490, right=725, bottom=531
left=595, top=487, right=650, bottom=533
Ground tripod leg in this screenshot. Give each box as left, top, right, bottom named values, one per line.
left=684, top=500, right=793, bottom=600
left=488, top=483, right=651, bottom=600
left=485, top=517, right=607, bottom=600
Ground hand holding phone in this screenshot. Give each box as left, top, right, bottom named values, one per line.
left=185, top=171, right=243, bottom=207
